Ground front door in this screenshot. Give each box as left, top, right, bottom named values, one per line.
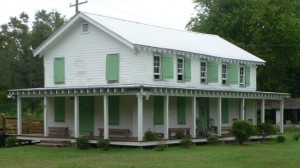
left=79, top=96, right=94, bottom=133
left=199, top=98, right=209, bottom=130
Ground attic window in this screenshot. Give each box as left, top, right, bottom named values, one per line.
left=82, top=23, right=89, bottom=33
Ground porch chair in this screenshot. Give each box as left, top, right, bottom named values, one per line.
left=196, top=118, right=207, bottom=137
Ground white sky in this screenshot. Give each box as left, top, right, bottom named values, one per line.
left=0, top=0, right=195, bottom=30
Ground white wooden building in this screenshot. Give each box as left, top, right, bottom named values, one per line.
left=8, top=12, right=290, bottom=146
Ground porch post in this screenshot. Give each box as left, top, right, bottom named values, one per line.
left=241, top=98, right=245, bottom=120
left=261, top=99, right=265, bottom=123
left=17, top=97, right=22, bottom=135
left=280, top=99, right=284, bottom=133
left=163, top=95, right=169, bottom=140
left=103, top=95, right=109, bottom=139
left=137, top=92, right=144, bottom=141
left=74, top=96, right=79, bottom=138
left=43, top=97, right=48, bottom=137
left=191, top=96, right=196, bottom=138
left=217, top=97, right=222, bottom=137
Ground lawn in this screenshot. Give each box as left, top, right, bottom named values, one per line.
left=1, top=131, right=300, bottom=168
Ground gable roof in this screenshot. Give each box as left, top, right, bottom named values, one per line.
left=34, top=12, right=265, bottom=65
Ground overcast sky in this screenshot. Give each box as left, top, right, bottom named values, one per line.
left=0, top=0, right=195, bottom=30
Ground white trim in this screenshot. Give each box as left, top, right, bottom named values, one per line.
left=164, top=95, right=169, bottom=139
left=44, top=97, right=48, bottom=137
left=241, top=98, right=245, bottom=120
left=17, top=97, right=22, bottom=135
left=74, top=96, right=79, bottom=138
left=103, top=95, right=109, bottom=139
left=217, top=97, right=222, bottom=136
left=261, top=99, right=265, bottom=123
left=137, top=91, right=144, bottom=141
left=191, top=96, right=196, bottom=138
left=280, top=99, right=284, bottom=133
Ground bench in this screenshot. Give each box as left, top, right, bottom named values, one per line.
left=169, top=128, right=190, bottom=137
left=222, top=126, right=232, bottom=134
left=98, top=128, right=130, bottom=138
left=48, top=127, right=69, bottom=138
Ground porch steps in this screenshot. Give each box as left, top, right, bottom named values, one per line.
left=36, top=140, right=72, bottom=147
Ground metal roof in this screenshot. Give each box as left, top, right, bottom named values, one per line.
left=34, top=12, right=265, bottom=64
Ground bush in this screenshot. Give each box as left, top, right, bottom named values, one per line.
left=155, top=141, right=168, bottom=151
left=97, top=139, right=110, bottom=150
left=256, top=123, right=277, bottom=137
left=5, top=136, right=17, bottom=147
left=144, top=130, right=158, bottom=141
left=76, top=137, right=90, bottom=150
left=232, top=120, right=253, bottom=144
left=293, top=134, right=300, bottom=141
left=276, top=135, right=285, bottom=143
left=180, top=138, right=193, bottom=148
left=175, top=131, right=185, bottom=139
left=207, top=135, right=219, bottom=145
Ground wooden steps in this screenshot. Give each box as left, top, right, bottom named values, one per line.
left=36, top=140, right=72, bottom=147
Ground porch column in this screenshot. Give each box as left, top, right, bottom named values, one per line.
left=217, top=97, right=222, bottom=137
left=191, top=96, right=196, bottom=138
left=74, top=96, right=79, bottom=138
left=261, top=99, right=265, bottom=123
left=137, top=93, right=144, bottom=141
left=103, top=95, right=109, bottom=139
left=43, top=97, right=48, bottom=137
left=280, top=99, right=284, bottom=133
left=17, top=97, right=22, bottom=135
left=241, top=98, right=245, bottom=120
left=163, top=95, right=169, bottom=140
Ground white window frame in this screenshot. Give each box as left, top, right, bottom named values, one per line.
left=153, top=54, right=161, bottom=80
left=222, top=63, right=228, bottom=85
left=200, top=61, right=207, bottom=83
left=239, top=65, right=245, bottom=86
left=82, top=23, right=90, bottom=33
left=177, top=57, right=184, bottom=81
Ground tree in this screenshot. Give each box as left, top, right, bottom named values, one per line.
left=187, top=0, right=300, bottom=96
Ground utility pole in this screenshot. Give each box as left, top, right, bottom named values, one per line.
left=70, top=0, right=88, bottom=14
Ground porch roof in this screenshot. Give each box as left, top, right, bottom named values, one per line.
left=8, top=84, right=290, bottom=100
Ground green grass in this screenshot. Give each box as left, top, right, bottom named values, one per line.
left=1, top=131, right=300, bottom=168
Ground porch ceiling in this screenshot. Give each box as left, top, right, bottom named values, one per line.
left=8, top=84, right=290, bottom=100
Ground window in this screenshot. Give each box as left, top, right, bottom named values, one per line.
left=109, top=96, right=120, bottom=125
left=153, top=96, right=164, bottom=125
left=153, top=55, right=161, bottom=80
left=222, top=64, right=228, bottom=85
left=200, top=61, right=207, bottom=83
left=54, top=57, right=65, bottom=84
left=82, top=23, right=89, bottom=33
left=54, top=97, right=65, bottom=122
left=240, top=66, right=245, bottom=86
left=106, top=54, right=119, bottom=82
left=177, top=57, right=184, bottom=81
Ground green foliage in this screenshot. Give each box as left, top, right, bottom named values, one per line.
left=144, top=130, right=158, bottom=141
left=97, top=139, right=110, bottom=150
left=175, top=131, right=185, bottom=139
left=155, top=141, right=168, bottom=151
left=232, top=120, right=253, bottom=144
left=293, top=134, right=300, bottom=141
left=257, top=123, right=277, bottom=137
left=276, top=135, right=286, bottom=143
left=207, top=135, right=219, bottom=145
left=76, top=137, right=90, bottom=150
left=179, top=138, right=193, bottom=148
left=5, top=136, right=17, bottom=147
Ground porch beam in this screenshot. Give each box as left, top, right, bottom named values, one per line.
left=137, top=92, right=144, bottom=141
left=74, top=96, right=79, bottom=138
left=17, top=97, right=22, bottom=135
left=103, top=95, right=109, bottom=139
left=261, top=99, right=265, bottom=123
left=217, top=97, right=222, bottom=137
left=280, top=99, right=284, bottom=133
left=43, top=97, right=48, bottom=137
left=164, top=95, right=169, bottom=140
left=191, top=96, right=196, bottom=138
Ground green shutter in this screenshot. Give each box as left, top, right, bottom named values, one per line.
left=109, top=96, right=120, bottom=125
left=54, top=58, right=65, bottom=84
left=184, top=58, right=191, bottom=81
left=54, top=97, right=65, bottom=122
left=162, top=55, right=174, bottom=79
left=153, top=96, right=164, bottom=125
left=106, top=54, right=119, bottom=82
left=228, top=63, right=238, bottom=85
left=246, top=65, right=250, bottom=86
left=207, top=61, right=218, bottom=83
left=177, top=97, right=186, bottom=125
left=222, top=99, right=229, bottom=123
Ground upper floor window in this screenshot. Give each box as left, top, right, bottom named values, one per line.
left=239, top=66, right=245, bottom=86
left=153, top=55, right=161, bottom=80
left=82, top=23, right=90, bottom=33
left=200, top=61, right=207, bottom=83
left=222, top=64, right=228, bottom=85
left=177, top=57, right=184, bottom=81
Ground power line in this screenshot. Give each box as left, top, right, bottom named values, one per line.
left=70, top=0, right=88, bottom=14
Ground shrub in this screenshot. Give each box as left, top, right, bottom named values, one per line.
left=232, top=120, right=253, bottom=144
left=276, top=135, right=285, bottom=143
left=97, top=139, right=110, bottom=150
left=180, top=138, right=193, bottom=148
left=207, top=135, right=219, bottom=145
left=175, top=131, right=185, bottom=139
left=155, top=141, right=168, bottom=151
left=256, top=123, right=277, bottom=137
left=293, top=134, right=300, bottom=141
left=76, top=137, right=90, bottom=150
left=144, top=130, right=157, bottom=141
left=5, top=136, right=17, bottom=147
